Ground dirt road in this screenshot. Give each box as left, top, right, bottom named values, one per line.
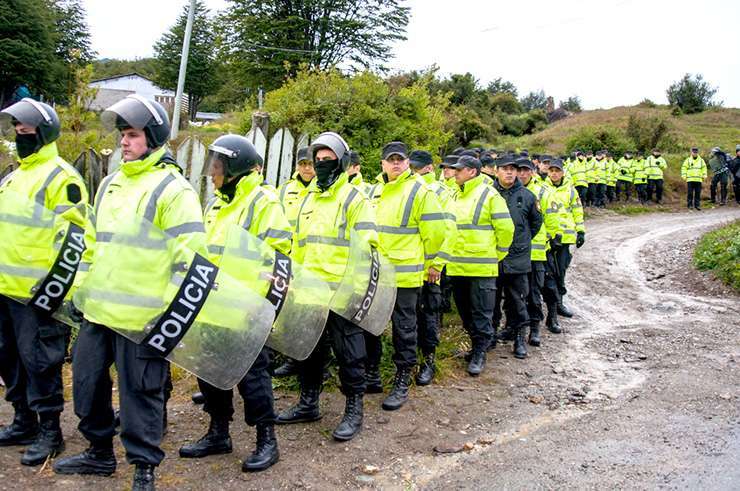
left=1, top=207, right=738, bottom=490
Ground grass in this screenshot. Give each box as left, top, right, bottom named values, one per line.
left=694, top=219, right=740, bottom=292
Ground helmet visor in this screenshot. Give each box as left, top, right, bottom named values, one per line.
left=101, top=95, right=164, bottom=133
left=0, top=98, right=50, bottom=136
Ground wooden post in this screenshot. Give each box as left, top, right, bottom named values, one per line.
left=251, top=111, right=270, bottom=141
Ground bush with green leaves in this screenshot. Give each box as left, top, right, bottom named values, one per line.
left=666, top=73, right=719, bottom=114
left=626, top=114, right=678, bottom=153
left=694, top=220, right=740, bottom=292
left=565, top=126, right=630, bottom=155
left=256, top=68, right=452, bottom=177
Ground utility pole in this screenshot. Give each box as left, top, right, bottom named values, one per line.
left=170, top=0, right=195, bottom=140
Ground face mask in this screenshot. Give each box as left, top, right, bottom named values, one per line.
left=314, top=159, right=343, bottom=191
left=15, top=133, right=40, bottom=159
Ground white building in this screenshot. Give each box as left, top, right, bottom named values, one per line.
left=88, top=73, right=188, bottom=113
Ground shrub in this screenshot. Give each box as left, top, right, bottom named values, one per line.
left=694, top=220, right=740, bottom=291
left=559, top=96, right=582, bottom=113
left=626, top=114, right=678, bottom=153
left=666, top=73, right=719, bottom=114
left=565, top=126, right=630, bottom=155
left=637, top=98, right=657, bottom=108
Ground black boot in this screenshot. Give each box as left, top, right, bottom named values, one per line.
left=528, top=322, right=541, bottom=347
left=179, top=417, right=232, bottom=458
left=132, top=464, right=156, bottom=491
left=513, top=327, right=528, bottom=359
left=274, top=358, right=299, bottom=377
left=382, top=368, right=412, bottom=411
left=497, top=325, right=516, bottom=341
left=415, top=353, right=435, bottom=386
left=557, top=301, right=573, bottom=318
left=364, top=365, right=383, bottom=394
left=275, top=387, right=321, bottom=424
left=242, top=424, right=279, bottom=472
left=547, top=311, right=562, bottom=334
left=332, top=394, right=363, bottom=441
left=467, top=351, right=486, bottom=376
left=53, top=442, right=117, bottom=476
left=191, top=392, right=205, bottom=405
left=0, top=408, right=38, bottom=446
left=21, top=413, right=64, bottom=466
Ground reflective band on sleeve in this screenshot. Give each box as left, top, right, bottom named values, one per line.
left=400, top=181, right=422, bottom=227
left=0, top=264, right=49, bottom=277
left=354, top=221, right=377, bottom=231
left=377, top=225, right=419, bottom=234
left=419, top=212, right=448, bottom=221
left=491, top=212, right=511, bottom=220
left=165, top=221, right=205, bottom=237
left=241, top=190, right=265, bottom=231
left=497, top=246, right=509, bottom=253
left=0, top=213, right=53, bottom=228
left=437, top=252, right=498, bottom=264
left=257, top=228, right=293, bottom=241
left=531, top=243, right=546, bottom=250
left=297, top=235, right=350, bottom=248
left=458, top=223, right=493, bottom=230
left=394, top=263, right=425, bottom=273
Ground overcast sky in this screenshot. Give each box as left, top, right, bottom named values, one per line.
left=83, top=0, right=740, bottom=109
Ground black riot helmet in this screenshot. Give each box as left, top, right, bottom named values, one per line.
left=0, top=98, right=61, bottom=152
left=207, top=134, right=263, bottom=178
left=101, top=95, right=171, bottom=149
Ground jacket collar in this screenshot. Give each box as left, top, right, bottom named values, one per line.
left=119, top=147, right=168, bottom=177
left=216, top=170, right=262, bottom=204
left=308, top=170, right=349, bottom=197
left=18, top=142, right=58, bottom=169
left=494, top=178, right=522, bottom=193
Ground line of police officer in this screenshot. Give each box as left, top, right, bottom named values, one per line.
left=0, top=96, right=587, bottom=490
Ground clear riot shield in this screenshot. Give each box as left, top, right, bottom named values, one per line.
left=0, top=188, right=87, bottom=328
left=220, top=224, right=331, bottom=360
left=73, top=215, right=275, bottom=390
left=329, top=231, right=397, bottom=335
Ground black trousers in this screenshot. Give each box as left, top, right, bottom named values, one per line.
left=734, top=180, right=740, bottom=204
left=493, top=273, right=530, bottom=332
left=417, top=282, right=441, bottom=355
left=594, top=183, right=607, bottom=207
left=606, top=185, right=616, bottom=203
left=616, top=180, right=631, bottom=201
left=547, top=244, right=571, bottom=297
left=542, top=253, right=562, bottom=311
left=365, top=287, right=419, bottom=370
left=0, top=296, right=67, bottom=416
left=687, top=181, right=702, bottom=208
left=197, top=347, right=275, bottom=426
left=72, top=321, right=169, bottom=466
left=526, top=262, right=546, bottom=325
left=647, top=179, right=664, bottom=203
left=440, top=266, right=453, bottom=313
left=634, top=183, right=647, bottom=203
left=451, top=276, right=495, bottom=352
left=575, top=186, right=588, bottom=206
left=710, top=173, right=728, bottom=203
left=299, top=312, right=365, bottom=395
left=586, top=183, right=596, bottom=206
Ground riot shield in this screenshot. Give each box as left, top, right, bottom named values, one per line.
left=73, top=215, right=275, bottom=390
left=220, top=224, right=331, bottom=360
left=0, top=188, right=87, bottom=328
left=329, top=231, right=397, bottom=335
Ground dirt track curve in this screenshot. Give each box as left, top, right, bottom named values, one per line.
left=1, top=207, right=738, bottom=490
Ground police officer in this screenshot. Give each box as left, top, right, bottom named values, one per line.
left=0, top=99, right=88, bottom=466
left=52, top=96, right=205, bottom=491
left=346, top=151, right=373, bottom=196
left=645, top=148, right=667, bottom=204
left=442, top=155, right=514, bottom=375
left=408, top=150, right=455, bottom=385
left=438, top=155, right=459, bottom=314
left=480, top=152, right=497, bottom=184
left=616, top=151, right=634, bottom=201
left=605, top=151, right=617, bottom=203
left=178, top=135, right=290, bottom=472
left=632, top=151, right=648, bottom=204
left=568, top=151, right=588, bottom=205
left=543, top=158, right=585, bottom=331
left=276, top=132, right=377, bottom=442
left=681, top=147, right=707, bottom=211
left=492, top=157, right=542, bottom=359
left=729, top=144, right=740, bottom=205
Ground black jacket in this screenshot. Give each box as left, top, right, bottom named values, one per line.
left=494, top=179, right=543, bottom=275
left=729, top=156, right=740, bottom=182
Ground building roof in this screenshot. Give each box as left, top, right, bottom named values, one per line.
left=90, top=72, right=155, bottom=84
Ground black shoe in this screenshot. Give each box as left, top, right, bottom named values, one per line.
left=382, top=369, right=411, bottom=411
left=0, top=409, right=38, bottom=447
left=274, top=358, right=299, bottom=378
left=114, top=409, right=120, bottom=429
left=364, top=365, right=383, bottom=394
left=487, top=336, right=497, bottom=351
left=332, top=394, right=363, bottom=441
left=21, top=414, right=64, bottom=466
left=179, top=418, right=232, bottom=458
left=132, top=464, right=155, bottom=491
left=275, top=387, right=321, bottom=424
left=467, top=351, right=486, bottom=376
left=191, top=392, right=206, bottom=405
left=547, top=314, right=562, bottom=334
left=242, top=424, right=279, bottom=472
left=513, top=328, right=528, bottom=359
left=415, top=353, right=435, bottom=386
left=695, top=206, right=701, bottom=211
left=528, top=322, right=541, bottom=347
left=53, top=443, right=117, bottom=476
left=557, top=302, right=573, bottom=318
left=497, top=326, right=516, bottom=341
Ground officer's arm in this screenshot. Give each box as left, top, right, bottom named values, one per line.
left=348, top=194, right=379, bottom=249
left=660, top=158, right=667, bottom=170
left=681, top=159, right=687, bottom=180
left=528, top=194, right=544, bottom=241
left=542, top=191, right=560, bottom=240
left=252, top=196, right=293, bottom=256
left=490, top=192, right=514, bottom=261
left=159, top=187, right=207, bottom=257
left=416, top=190, right=447, bottom=272
left=571, top=186, right=585, bottom=233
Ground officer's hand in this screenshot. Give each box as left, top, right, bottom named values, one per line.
left=550, top=234, right=563, bottom=248
left=620, top=169, right=627, bottom=175
left=576, top=231, right=586, bottom=248
left=69, top=300, right=84, bottom=324
left=427, top=266, right=441, bottom=284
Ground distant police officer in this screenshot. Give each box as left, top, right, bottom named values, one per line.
left=729, top=144, right=740, bottom=205
left=276, top=132, right=377, bottom=442
left=0, top=99, right=88, bottom=466
left=681, top=147, right=707, bottom=211
left=645, top=148, right=667, bottom=204
left=178, top=135, right=291, bottom=472
left=346, top=151, right=373, bottom=196
left=492, top=157, right=542, bottom=359
left=53, top=96, right=205, bottom=491
left=616, top=151, right=634, bottom=202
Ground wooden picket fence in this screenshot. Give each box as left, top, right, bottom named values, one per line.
left=71, top=127, right=310, bottom=203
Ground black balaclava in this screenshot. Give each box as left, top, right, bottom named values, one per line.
left=314, top=159, right=343, bottom=191
left=15, top=133, right=41, bottom=159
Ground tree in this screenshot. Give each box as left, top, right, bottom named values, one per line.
left=221, top=0, right=410, bottom=90
left=520, top=90, right=548, bottom=112
left=92, top=58, right=159, bottom=80
left=51, top=0, right=95, bottom=65
left=666, top=73, right=718, bottom=114
left=153, top=1, right=221, bottom=120
left=559, top=96, right=582, bottom=113
left=485, top=77, right=518, bottom=97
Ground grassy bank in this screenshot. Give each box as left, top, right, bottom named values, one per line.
left=694, top=219, right=740, bottom=292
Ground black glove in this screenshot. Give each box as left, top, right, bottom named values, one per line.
left=576, top=231, right=585, bottom=248
left=620, top=169, right=627, bottom=175
left=69, top=300, right=84, bottom=324
left=550, top=234, right=563, bottom=248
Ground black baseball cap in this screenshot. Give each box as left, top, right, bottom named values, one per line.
left=548, top=159, right=564, bottom=170
left=450, top=155, right=481, bottom=170
left=540, top=154, right=553, bottom=162
left=409, top=150, right=433, bottom=168
left=440, top=155, right=459, bottom=168
left=515, top=157, right=536, bottom=170
left=296, top=147, right=311, bottom=164
left=691, top=147, right=699, bottom=152
left=382, top=141, right=408, bottom=160
left=480, top=153, right=496, bottom=167
left=349, top=151, right=360, bottom=165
